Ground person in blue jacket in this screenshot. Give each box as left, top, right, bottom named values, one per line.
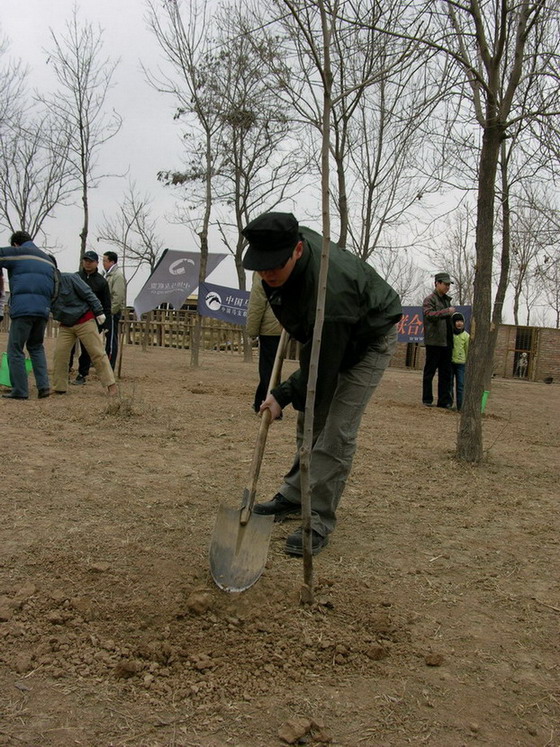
left=0, top=231, right=56, bottom=400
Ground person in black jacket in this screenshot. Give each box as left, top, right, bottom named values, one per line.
left=421, top=272, right=456, bottom=408
left=242, top=212, right=402, bottom=556
left=69, top=250, right=112, bottom=386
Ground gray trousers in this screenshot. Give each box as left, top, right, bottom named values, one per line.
left=280, top=327, right=397, bottom=537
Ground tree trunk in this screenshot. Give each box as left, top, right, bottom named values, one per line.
left=79, top=177, right=88, bottom=262
left=335, top=147, right=348, bottom=249
left=457, top=125, right=502, bottom=463
left=191, top=229, right=208, bottom=369
left=299, top=0, right=333, bottom=604
left=513, top=291, right=520, bottom=326
left=485, top=141, right=512, bottom=388
left=190, top=129, right=213, bottom=368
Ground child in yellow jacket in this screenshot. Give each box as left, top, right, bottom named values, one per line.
left=451, top=312, right=469, bottom=410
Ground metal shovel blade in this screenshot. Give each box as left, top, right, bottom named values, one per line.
left=209, top=506, right=274, bottom=592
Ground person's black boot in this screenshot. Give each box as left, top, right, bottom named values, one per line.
left=285, top=526, right=329, bottom=556
left=252, top=493, right=300, bottom=522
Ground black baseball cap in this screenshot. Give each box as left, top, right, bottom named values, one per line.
left=242, top=212, right=300, bottom=271
left=83, top=250, right=99, bottom=261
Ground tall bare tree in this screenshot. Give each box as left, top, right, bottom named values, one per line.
left=147, top=0, right=225, bottom=367
left=210, top=5, right=311, bottom=291
left=375, top=247, right=425, bottom=305
left=44, top=7, right=121, bottom=260
left=347, top=51, right=444, bottom=261
left=97, top=182, right=164, bottom=288
left=0, top=33, right=75, bottom=239
left=259, top=0, right=435, bottom=255
left=276, top=0, right=337, bottom=602
left=510, top=202, right=551, bottom=325
left=0, top=112, right=74, bottom=238
left=538, top=250, right=560, bottom=328
left=0, top=32, right=25, bottom=131
left=426, top=203, right=476, bottom=305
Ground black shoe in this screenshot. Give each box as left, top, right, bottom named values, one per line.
left=71, top=375, right=86, bottom=386
left=437, top=403, right=452, bottom=409
left=54, top=390, right=67, bottom=395
left=252, top=493, right=300, bottom=522
left=285, top=527, right=329, bottom=556
left=2, top=391, right=28, bottom=399
left=38, top=388, right=51, bottom=399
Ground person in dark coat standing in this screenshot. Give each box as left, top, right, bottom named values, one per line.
left=102, top=251, right=126, bottom=370
left=421, top=272, right=456, bottom=409
left=70, top=250, right=112, bottom=385
left=0, top=231, right=56, bottom=399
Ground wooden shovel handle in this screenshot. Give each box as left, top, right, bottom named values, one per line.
left=240, top=329, right=290, bottom=523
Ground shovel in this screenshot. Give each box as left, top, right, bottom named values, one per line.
left=209, top=329, right=289, bottom=592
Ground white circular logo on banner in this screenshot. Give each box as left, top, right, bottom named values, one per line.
left=169, top=258, right=195, bottom=275
left=205, top=291, right=222, bottom=311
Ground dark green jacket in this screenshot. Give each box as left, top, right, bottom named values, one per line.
left=265, top=226, right=402, bottom=411
left=422, top=290, right=453, bottom=347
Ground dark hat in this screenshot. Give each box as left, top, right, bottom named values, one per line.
left=435, top=272, right=453, bottom=284
left=83, top=250, right=99, bottom=262
left=242, top=212, right=300, bottom=271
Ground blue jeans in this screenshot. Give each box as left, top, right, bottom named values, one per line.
left=451, top=362, right=465, bottom=410
left=7, top=316, right=50, bottom=397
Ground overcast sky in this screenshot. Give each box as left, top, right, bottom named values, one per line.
left=2, top=0, right=239, bottom=301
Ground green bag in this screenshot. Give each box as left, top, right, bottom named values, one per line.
left=0, top=352, right=33, bottom=387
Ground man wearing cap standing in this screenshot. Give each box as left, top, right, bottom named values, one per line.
left=421, top=272, right=456, bottom=408
left=70, top=250, right=112, bottom=386
left=241, top=212, right=402, bottom=556
left=102, top=251, right=126, bottom=370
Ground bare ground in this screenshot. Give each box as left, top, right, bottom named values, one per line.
left=0, top=334, right=559, bottom=747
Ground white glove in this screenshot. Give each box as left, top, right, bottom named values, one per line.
left=96, top=314, right=106, bottom=326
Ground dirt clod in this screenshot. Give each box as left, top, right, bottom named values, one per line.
left=424, top=653, right=445, bottom=667
left=278, top=717, right=314, bottom=744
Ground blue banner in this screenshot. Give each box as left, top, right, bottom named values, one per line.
left=198, top=282, right=250, bottom=324
left=398, top=305, right=472, bottom=343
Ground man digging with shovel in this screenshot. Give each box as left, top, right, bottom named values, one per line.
left=242, top=212, right=402, bottom=557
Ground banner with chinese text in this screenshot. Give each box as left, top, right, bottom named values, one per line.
left=133, top=250, right=227, bottom=317
left=198, top=282, right=250, bottom=325
left=398, top=305, right=472, bottom=343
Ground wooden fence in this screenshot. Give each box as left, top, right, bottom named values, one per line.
left=122, top=310, right=246, bottom=352
left=0, top=309, right=248, bottom=355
